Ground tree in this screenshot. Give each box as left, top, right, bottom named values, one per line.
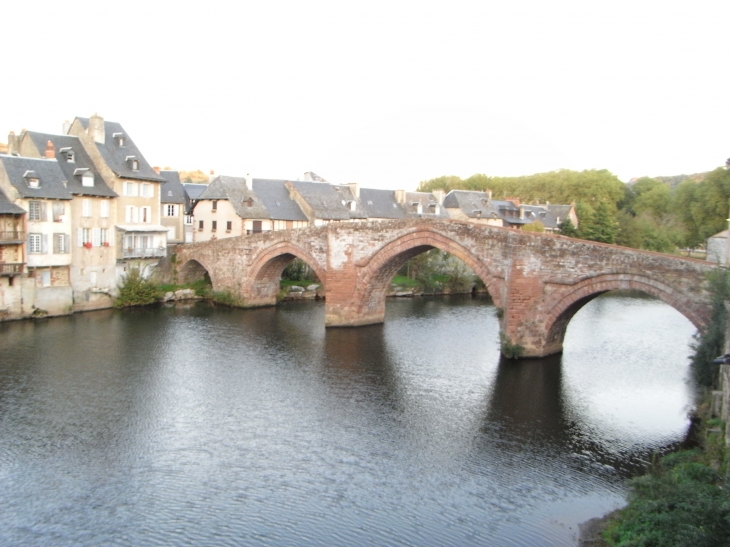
left=580, top=201, right=617, bottom=244
left=558, top=218, right=578, bottom=237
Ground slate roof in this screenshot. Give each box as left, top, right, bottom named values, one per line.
left=0, top=186, right=25, bottom=214
left=24, top=132, right=117, bottom=198
left=74, top=117, right=165, bottom=183
left=443, top=190, right=502, bottom=220
left=521, top=205, right=557, bottom=229
left=401, top=192, right=449, bottom=219
left=251, top=179, right=308, bottom=222
left=159, top=171, right=187, bottom=204
left=197, top=176, right=271, bottom=219
left=359, top=188, right=406, bottom=219
left=0, top=155, right=72, bottom=200
left=183, top=183, right=207, bottom=201
left=545, top=204, right=574, bottom=226
left=288, top=181, right=367, bottom=220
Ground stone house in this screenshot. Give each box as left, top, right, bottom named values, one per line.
left=68, top=115, right=167, bottom=280
left=0, top=186, right=26, bottom=318
left=0, top=156, right=73, bottom=316
left=359, top=188, right=407, bottom=220
left=251, top=179, right=309, bottom=230
left=396, top=190, right=449, bottom=219
left=285, top=181, right=368, bottom=225
left=158, top=170, right=187, bottom=247
left=707, top=230, right=729, bottom=264
left=11, top=130, right=119, bottom=310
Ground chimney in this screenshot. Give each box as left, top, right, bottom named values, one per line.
left=62, top=120, right=71, bottom=135
left=208, top=170, right=216, bottom=183
left=245, top=173, right=252, bottom=189
left=432, top=189, right=445, bottom=205
left=89, top=113, right=105, bottom=144
left=152, top=166, right=160, bottom=174
left=506, top=196, right=520, bottom=207
left=486, top=189, right=493, bottom=201
left=346, top=182, right=360, bottom=199
left=7, top=131, right=17, bottom=155
left=519, top=206, right=525, bottom=220
left=45, top=140, right=55, bottom=159
left=394, top=189, right=406, bottom=204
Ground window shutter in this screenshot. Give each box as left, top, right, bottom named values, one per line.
left=41, top=234, right=48, bottom=254
left=40, top=201, right=47, bottom=222
left=92, top=228, right=101, bottom=247
left=63, top=234, right=69, bottom=253
left=77, top=228, right=83, bottom=247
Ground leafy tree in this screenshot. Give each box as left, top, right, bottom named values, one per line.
left=522, top=220, right=545, bottom=233
left=558, top=218, right=579, bottom=237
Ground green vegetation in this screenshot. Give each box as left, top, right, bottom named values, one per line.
left=691, top=269, right=730, bottom=387
left=115, top=268, right=162, bottom=308
left=499, top=333, right=525, bottom=359
left=418, top=166, right=728, bottom=253
left=395, top=250, right=477, bottom=293
left=604, top=423, right=730, bottom=547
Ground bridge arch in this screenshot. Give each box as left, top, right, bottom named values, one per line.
left=178, top=258, right=215, bottom=287
left=351, top=229, right=503, bottom=322
left=542, top=273, right=704, bottom=352
left=243, top=242, right=327, bottom=307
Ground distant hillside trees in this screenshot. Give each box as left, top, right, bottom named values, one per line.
left=419, top=167, right=728, bottom=253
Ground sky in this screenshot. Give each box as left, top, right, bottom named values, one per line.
left=2, top=0, right=729, bottom=190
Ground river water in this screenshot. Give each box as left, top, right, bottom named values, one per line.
left=0, top=293, right=696, bottom=546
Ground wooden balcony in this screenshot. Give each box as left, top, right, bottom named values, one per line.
left=0, top=231, right=24, bottom=244
left=0, top=263, right=24, bottom=276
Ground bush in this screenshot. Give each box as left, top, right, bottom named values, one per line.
left=115, top=268, right=162, bottom=308
left=690, top=269, right=730, bottom=388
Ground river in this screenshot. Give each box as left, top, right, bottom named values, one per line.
left=0, top=293, right=696, bottom=546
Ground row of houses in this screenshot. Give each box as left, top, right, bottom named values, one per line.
left=0, top=114, right=578, bottom=320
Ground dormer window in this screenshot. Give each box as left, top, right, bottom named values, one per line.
left=347, top=200, right=356, bottom=211
left=59, top=147, right=75, bottom=163
left=114, top=133, right=125, bottom=147
left=74, top=168, right=94, bottom=187
left=23, top=170, right=40, bottom=188
left=126, top=156, right=139, bottom=170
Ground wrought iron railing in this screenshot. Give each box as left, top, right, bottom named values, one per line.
left=122, top=247, right=166, bottom=259
left=0, top=263, right=24, bottom=275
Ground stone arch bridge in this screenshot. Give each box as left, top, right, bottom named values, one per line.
left=176, top=219, right=717, bottom=358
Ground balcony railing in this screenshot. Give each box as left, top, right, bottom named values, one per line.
left=122, top=247, right=166, bottom=259
left=0, top=231, right=24, bottom=244
left=0, top=263, right=24, bottom=276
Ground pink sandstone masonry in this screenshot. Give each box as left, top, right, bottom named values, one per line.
left=176, top=219, right=716, bottom=358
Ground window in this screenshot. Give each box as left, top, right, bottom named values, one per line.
left=92, top=228, right=101, bottom=247
left=126, top=156, right=139, bottom=171
left=41, top=270, right=51, bottom=287
left=125, top=205, right=139, bottom=223
left=66, top=151, right=75, bottom=163
left=184, top=215, right=193, bottom=225
left=53, top=202, right=65, bottom=222
left=140, top=206, right=151, bottom=223
left=212, top=200, right=218, bottom=212
left=29, top=233, right=43, bottom=253
left=141, top=184, right=153, bottom=198
left=24, top=171, right=39, bottom=187
left=124, top=182, right=138, bottom=196
left=53, top=233, right=68, bottom=253
left=165, top=204, right=177, bottom=217
left=80, top=228, right=91, bottom=246
left=100, top=200, right=109, bottom=218
left=29, top=201, right=44, bottom=221
left=100, top=228, right=109, bottom=246
left=198, top=220, right=204, bottom=231
left=132, top=160, right=139, bottom=170
left=226, top=221, right=232, bottom=232
left=211, top=220, right=217, bottom=232
left=81, top=172, right=94, bottom=187
left=82, top=199, right=91, bottom=217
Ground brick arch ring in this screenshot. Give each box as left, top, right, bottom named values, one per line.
left=354, top=229, right=503, bottom=308
left=543, top=273, right=706, bottom=339
left=243, top=241, right=328, bottom=293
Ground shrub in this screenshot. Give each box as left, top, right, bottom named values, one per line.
left=500, top=333, right=525, bottom=359
left=115, top=268, right=162, bottom=308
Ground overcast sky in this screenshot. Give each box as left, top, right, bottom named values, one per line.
left=3, top=0, right=729, bottom=190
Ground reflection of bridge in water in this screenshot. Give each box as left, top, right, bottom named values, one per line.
left=176, top=219, right=715, bottom=358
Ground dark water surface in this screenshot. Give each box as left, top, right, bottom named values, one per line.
left=0, top=294, right=696, bottom=546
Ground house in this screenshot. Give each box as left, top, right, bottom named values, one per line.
left=182, top=182, right=208, bottom=243
left=442, top=190, right=504, bottom=226
left=12, top=130, right=119, bottom=310
left=68, top=114, right=167, bottom=280
left=0, top=186, right=26, bottom=318
left=359, top=188, right=407, bottom=220
left=707, top=230, right=729, bottom=264
left=285, top=181, right=368, bottom=225
left=158, top=170, right=187, bottom=246
left=251, top=179, right=309, bottom=230
left=193, top=175, right=271, bottom=242
left=395, top=190, right=449, bottom=219
left=0, top=156, right=73, bottom=316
